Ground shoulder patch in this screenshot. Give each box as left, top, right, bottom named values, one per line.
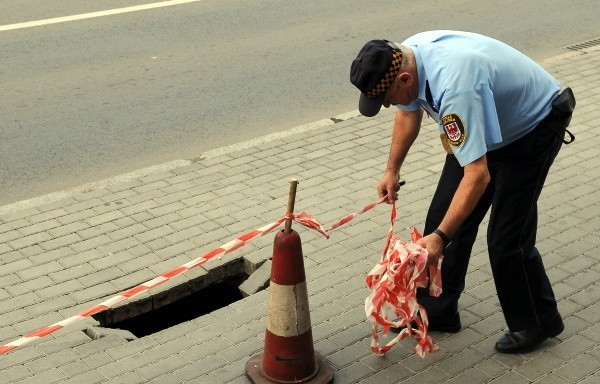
left=441, top=114, right=466, bottom=147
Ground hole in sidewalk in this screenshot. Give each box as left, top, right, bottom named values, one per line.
left=104, top=276, right=245, bottom=337
left=92, top=259, right=267, bottom=338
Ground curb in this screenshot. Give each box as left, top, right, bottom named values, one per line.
left=0, top=111, right=361, bottom=217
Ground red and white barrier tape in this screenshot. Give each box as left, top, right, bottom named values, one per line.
left=1, top=197, right=388, bottom=355
left=365, top=202, right=443, bottom=357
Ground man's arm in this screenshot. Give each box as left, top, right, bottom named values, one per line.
left=417, top=154, right=491, bottom=262
left=378, top=108, right=424, bottom=203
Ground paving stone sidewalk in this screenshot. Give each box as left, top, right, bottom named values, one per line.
left=0, top=45, right=599, bottom=384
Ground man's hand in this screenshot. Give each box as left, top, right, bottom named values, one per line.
left=416, top=233, right=445, bottom=266
left=377, top=171, right=401, bottom=204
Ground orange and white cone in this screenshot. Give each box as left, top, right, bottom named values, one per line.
left=246, top=229, right=334, bottom=384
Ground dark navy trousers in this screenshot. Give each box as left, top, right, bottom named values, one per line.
left=417, top=105, right=572, bottom=331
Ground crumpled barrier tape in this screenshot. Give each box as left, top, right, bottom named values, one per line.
left=1, top=197, right=387, bottom=355
left=365, top=202, right=443, bottom=357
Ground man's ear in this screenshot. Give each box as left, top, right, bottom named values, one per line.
left=399, top=73, right=411, bottom=84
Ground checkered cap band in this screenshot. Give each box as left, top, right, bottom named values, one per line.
left=365, top=50, right=403, bottom=98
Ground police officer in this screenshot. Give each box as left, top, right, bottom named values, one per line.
left=350, top=31, right=575, bottom=353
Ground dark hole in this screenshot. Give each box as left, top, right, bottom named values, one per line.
left=97, top=275, right=247, bottom=338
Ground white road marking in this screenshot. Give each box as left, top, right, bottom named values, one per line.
left=0, top=0, right=202, bottom=32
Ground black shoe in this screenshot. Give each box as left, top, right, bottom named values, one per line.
left=495, top=314, right=564, bottom=354
left=389, top=313, right=461, bottom=334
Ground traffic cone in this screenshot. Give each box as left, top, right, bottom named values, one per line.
left=245, top=228, right=334, bottom=383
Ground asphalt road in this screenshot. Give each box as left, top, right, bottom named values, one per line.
left=1, top=0, right=599, bottom=206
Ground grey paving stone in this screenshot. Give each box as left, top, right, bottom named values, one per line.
left=144, top=212, right=181, bottom=230
left=555, top=353, right=600, bottom=382
left=0, top=241, right=13, bottom=256
left=62, top=199, right=103, bottom=215
left=24, top=348, right=80, bottom=374
left=323, top=361, right=371, bottom=383
left=106, top=223, right=148, bottom=242
left=239, top=259, right=271, bottom=297
left=77, top=222, right=119, bottom=240
left=437, top=347, right=487, bottom=375
left=136, top=354, right=189, bottom=382
left=357, top=360, right=413, bottom=383
left=25, top=296, right=77, bottom=317
left=106, top=372, right=146, bottom=384
left=69, top=234, right=113, bottom=253
left=57, top=249, right=102, bottom=269
left=326, top=323, right=369, bottom=348
left=488, top=371, right=531, bottom=384
left=36, top=279, right=85, bottom=300
left=97, top=236, right=140, bottom=255
left=0, top=208, right=39, bottom=224
left=85, top=326, right=136, bottom=341
left=68, top=281, right=119, bottom=303
left=35, top=331, right=91, bottom=355
left=0, top=221, right=28, bottom=235
left=328, top=340, right=372, bottom=369
left=399, top=366, right=450, bottom=384
left=18, top=219, right=62, bottom=237
left=27, top=246, right=76, bottom=265
left=6, top=276, right=55, bottom=297
left=146, top=371, right=187, bottom=384
left=78, top=267, right=126, bottom=287
left=144, top=337, right=196, bottom=361
left=174, top=354, right=228, bottom=381
left=16, top=261, right=63, bottom=281
left=548, top=334, right=596, bottom=361
left=8, top=232, right=53, bottom=250
left=59, top=370, right=106, bottom=384
left=0, top=346, right=44, bottom=372
left=49, top=263, right=95, bottom=283
left=217, top=337, right=263, bottom=363
left=208, top=357, right=255, bottom=383
left=13, top=367, right=66, bottom=384
left=148, top=201, right=186, bottom=217
left=512, top=351, right=565, bottom=381
left=437, top=328, right=485, bottom=355
left=473, top=358, right=509, bottom=380
left=58, top=361, right=90, bottom=377
left=443, top=368, right=490, bottom=384
left=0, top=292, right=41, bottom=313
left=97, top=353, right=153, bottom=379
left=153, top=240, right=196, bottom=261
left=134, top=225, right=175, bottom=244
left=578, top=371, right=600, bottom=384
left=1, top=259, right=32, bottom=278
left=469, top=312, right=506, bottom=337
left=131, top=180, right=169, bottom=194
left=533, top=372, right=572, bottom=384
left=27, top=209, right=68, bottom=224
left=491, top=352, right=527, bottom=370
left=1, top=364, right=34, bottom=382
left=0, top=287, right=10, bottom=301
left=581, top=322, right=600, bottom=343
left=119, top=200, right=159, bottom=216
left=39, top=233, right=83, bottom=252
left=553, top=281, right=580, bottom=301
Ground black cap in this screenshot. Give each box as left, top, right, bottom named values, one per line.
left=350, top=40, right=403, bottom=117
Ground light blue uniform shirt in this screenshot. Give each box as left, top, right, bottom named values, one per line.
left=396, top=31, right=561, bottom=166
